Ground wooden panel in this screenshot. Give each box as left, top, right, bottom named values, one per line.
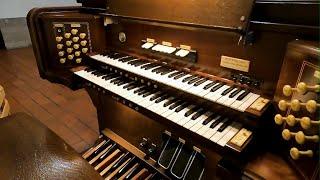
left=106, top=0, right=254, bottom=30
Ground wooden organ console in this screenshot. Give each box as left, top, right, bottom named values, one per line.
left=27, top=0, right=319, bottom=179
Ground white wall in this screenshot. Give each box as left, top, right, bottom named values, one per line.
left=0, top=0, right=79, bottom=19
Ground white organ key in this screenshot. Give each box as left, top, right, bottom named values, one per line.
left=204, top=85, right=230, bottom=102
left=217, top=122, right=242, bottom=146
left=210, top=123, right=233, bottom=143
left=202, top=118, right=227, bottom=139
left=238, top=94, right=260, bottom=112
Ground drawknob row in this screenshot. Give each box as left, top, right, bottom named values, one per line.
left=278, top=99, right=318, bottom=113
left=282, top=129, right=319, bottom=144
left=275, top=114, right=319, bottom=129
left=290, top=147, right=313, bottom=160
left=283, top=82, right=320, bottom=96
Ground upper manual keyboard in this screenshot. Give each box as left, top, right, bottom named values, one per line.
left=88, top=51, right=262, bottom=113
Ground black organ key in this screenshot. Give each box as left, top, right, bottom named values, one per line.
left=117, top=56, right=135, bottom=62
left=85, top=67, right=95, bottom=72
left=116, top=80, right=128, bottom=86
left=160, top=68, right=173, bottom=75
left=182, top=75, right=196, bottom=82
left=173, top=73, right=188, bottom=80
left=202, top=114, right=216, bottom=125
left=151, top=66, right=164, bottom=73
left=144, top=64, right=160, bottom=70
left=102, top=74, right=118, bottom=80
left=155, top=94, right=169, bottom=103
left=163, top=97, right=178, bottom=107
left=221, top=86, right=235, bottom=96
left=229, top=88, right=242, bottom=98
left=109, top=77, right=122, bottom=84
left=133, top=87, right=146, bottom=94
left=193, top=78, right=207, bottom=86
left=210, top=116, right=225, bottom=128
left=174, top=102, right=189, bottom=112
left=218, top=119, right=232, bottom=132
left=137, top=89, right=149, bottom=96
left=210, top=83, right=224, bottom=92
left=184, top=106, right=198, bottom=117
left=187, top=77, right=202, bottom=85
left=140, top=63, right=156, bottom=70
left=142, top=90, right=156, bottom=98
left=203, top=81, right=216, bottom=90
left=168, top=71, right=183, bottom=78
left=109, top=52, right=128, bottom=59
left=236, top=90, right=251, bottom=101
left=191, top=108, right=206, bottom=120
left=127, top=84, right=140, bottom=91
left=169, top=100, right=184, bottom=110
left=149, top=92, right=164, bottom=101
left=126, top=59, right=140, bottom=65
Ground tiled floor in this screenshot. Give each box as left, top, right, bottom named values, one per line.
left=0, top=47, right=99, bottom=152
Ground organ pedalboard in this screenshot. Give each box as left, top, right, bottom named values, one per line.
left=82, top=130, right=206, bottom=179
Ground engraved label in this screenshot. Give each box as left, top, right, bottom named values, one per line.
left=220, top=56, right=250, bottom=72
left=314, top=70, right=320, bottom=79
left=54, top=24, right=64, bottom=27
left=71, top=23, right=81, bottom=28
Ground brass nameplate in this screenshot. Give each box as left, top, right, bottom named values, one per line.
left=220, top=56, right=250, bottom=72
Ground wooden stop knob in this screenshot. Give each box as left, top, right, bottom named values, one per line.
left=282, top=129, right=294, bottom=140
left=290, top=147, right=313, bottom=160
left=71, top=29, right=78, bottom=35
left=306, top=100, right=318, bottom=113
left=278, top=100, right=288, bottom=111
left=290, top=99, right=301, bottom=111
left=283, top=85, right=293, bottom=96
left=274, top=114, right=284, bottom=125
left=295, top=131, right=319, bottom=144
left=64, top=33, right=71, bottom=39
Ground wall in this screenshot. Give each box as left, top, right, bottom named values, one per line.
left=0, top=0, right=78, bottom=49
left=0, top=0, right=78, bottom=19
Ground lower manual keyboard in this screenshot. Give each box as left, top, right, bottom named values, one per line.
left=75, top=68, right=251, bottom=150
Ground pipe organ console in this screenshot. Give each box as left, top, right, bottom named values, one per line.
left=27, top=0, right=319, bottom=179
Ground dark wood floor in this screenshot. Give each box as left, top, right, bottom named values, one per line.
left=0, top=47, right=99, bottom=153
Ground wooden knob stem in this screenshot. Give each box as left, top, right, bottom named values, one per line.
left=290, top=147, right=313, bottom=160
